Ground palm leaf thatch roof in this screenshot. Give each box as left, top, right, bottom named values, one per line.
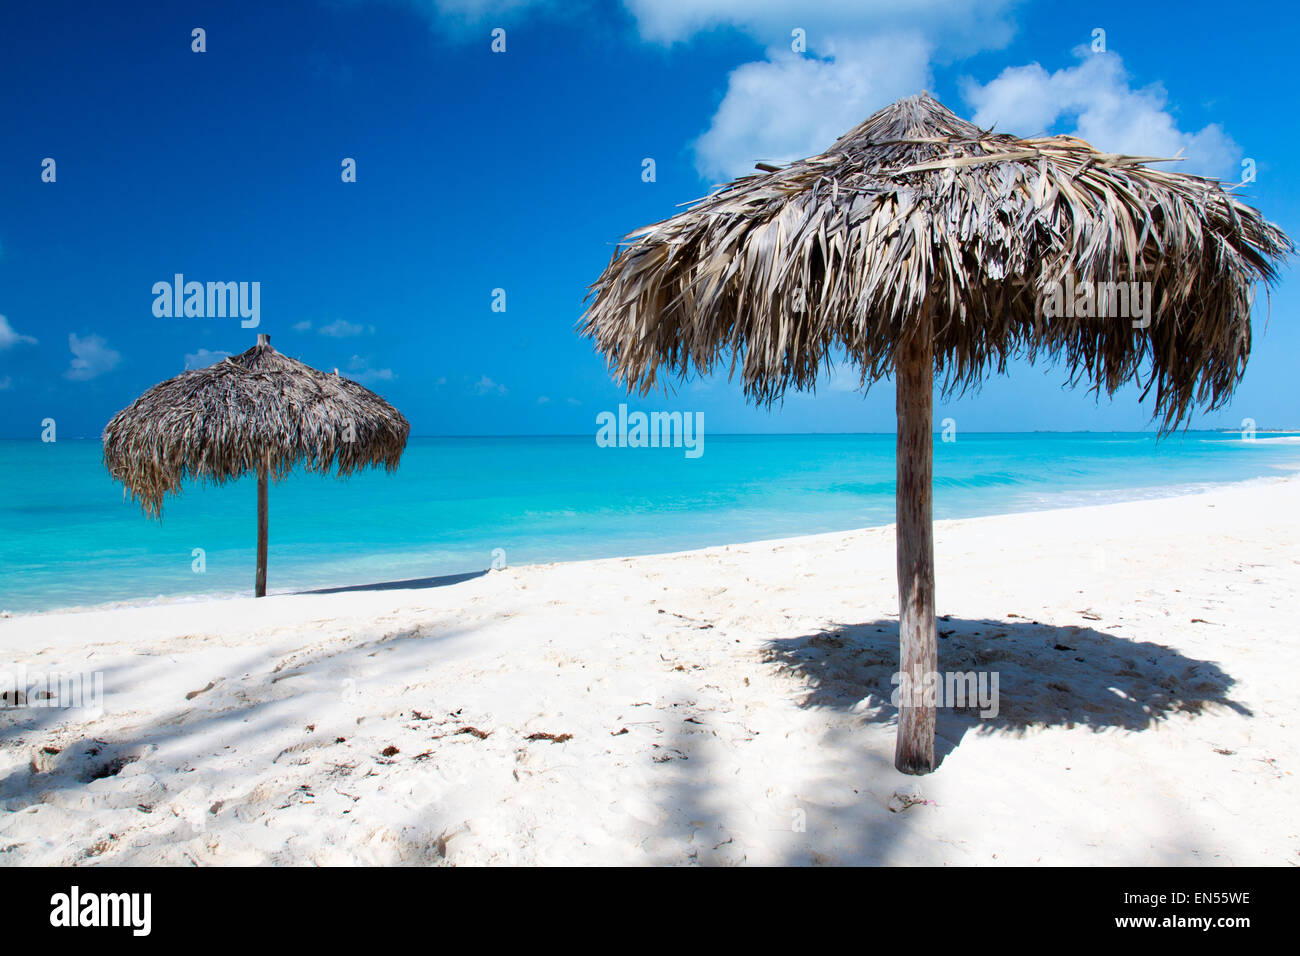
left=582, top=93, right=1291, bottom=429
left=103, top=339, right=410, bottom=517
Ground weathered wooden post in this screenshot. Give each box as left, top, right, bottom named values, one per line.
left=894, top=311, right=936, bottom=774
left=255, top=333, right=270, bottom=598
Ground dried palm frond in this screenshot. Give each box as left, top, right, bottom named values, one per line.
left=102, top=339, right=409, bottom=517
left=581, top=93, right=1291, bottom=430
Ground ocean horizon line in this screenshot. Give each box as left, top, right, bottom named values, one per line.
left=4, top=427, right=1298, bottom=442
left=9, top=469, right=1298, bottom=620
left=3, top=431, right=1300, bottom=615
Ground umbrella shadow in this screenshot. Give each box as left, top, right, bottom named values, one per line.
left=643, top=709, right=911, bottom=866
left=0, top=618, right=500, bottom=864
left=299, top=569, right=488, bottom=595
left=762, top=616, right=1251, bottom=767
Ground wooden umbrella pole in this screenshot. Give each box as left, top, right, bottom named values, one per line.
left=255, top=451, right=269, bottom=598
left=894, top=310, right=936, bottom=774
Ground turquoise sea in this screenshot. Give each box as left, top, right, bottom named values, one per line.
left=2, top=432, right=1298, bottom=614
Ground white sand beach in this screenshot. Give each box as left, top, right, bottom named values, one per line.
left=2, top=476, right=1298, bottom=866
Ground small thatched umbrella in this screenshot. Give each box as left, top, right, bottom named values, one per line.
left=581, top=93, right=1291, bottom=774
left=103, top=334, right=410, bottom=597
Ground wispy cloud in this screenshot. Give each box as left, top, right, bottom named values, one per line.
left=319, top=319, right=369, bottom=338
left=383, top=0, right=568, bottom=35
left=65, top=333, right=121, bottom=381
left=184, top=348, right=231, bottom=370
left=345, top=354, right=395, bottom=385
left=0, top=314, right=37, bottom=350
left=621, top=0, right=1016, bottom=49
left=418, top=0, right=552, bottom=19
left=290, top=318, right=373, bottom=337
left=473, top=374, right=508, bottom=396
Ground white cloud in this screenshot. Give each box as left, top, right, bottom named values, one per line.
left=963, top=50, right=1241, bottom=178
left=694, top=35, right=933, bottom=181
left=319, top=319, right=367, bottom=338
left=424, top=0, right=544, bottom=17
left=0, top=314, right=37, bottom=350
left=292, top=320, right=312, bottom=332
left=537, top=395, right=551, bottom=404
left=622, top=0, right=1016, bottom=54
left=473, top=374, right=508, bottom=396
left=383, top=2, right=1240, bottom=187
left=677, top=1, right=1020, bottom=183
left=393, top=0, right=562, bottom=32
left=647, top=4, right=1237, bottom=187
left=65, top=333, right=121, bottom=381
left=825, top=361, right=865, bottom=393
left=184, top=348, right=231, bottom=370
left=345, top=355, right=395, bottom=385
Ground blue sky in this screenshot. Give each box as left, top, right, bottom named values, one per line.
left=0, top=0, right=1296, bottom=437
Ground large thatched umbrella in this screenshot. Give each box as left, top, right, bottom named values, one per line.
left=103, top=334, right=410, bottom=597
left=581, top=93, right=1291, bottom=774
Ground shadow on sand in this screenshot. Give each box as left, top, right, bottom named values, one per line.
left=0, top=618, right=496, bottom=863
left=762, top=616, right=1250, bottom=766
left=299, top=569, right=488, bottom=595
left=644, top=615, right=1250, bottom=865
left=0, top=606, right=1251, bottom=865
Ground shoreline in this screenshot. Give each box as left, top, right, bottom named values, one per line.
left=7, top=468, right=1299, bottom=620
left=1, top=472, right=1298, bottom=864
left=2, top=470, right=1300, bottom=868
